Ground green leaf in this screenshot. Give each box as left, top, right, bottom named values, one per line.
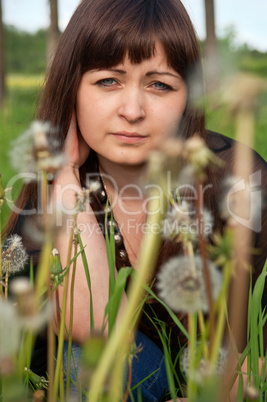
left=103, top=267, right=133, bottom=335
left=141, top=280, right=190, bottom=340
left=76, top=231, right=94, bottom=332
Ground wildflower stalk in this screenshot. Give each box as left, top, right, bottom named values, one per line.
left=185, top=240, right=203, bottom=400
left=4, top=266, right=9, bottom=299
left=211, top=259, right=233, bottom=364
left=109, top=345, right=127, bottom=401
left=221, top=75, right=260, bottom=401
left=0, top=201, right=2, bottom=298
left=17, top=331, right=34, bottom=379
left=66, top=235, right=78, bottom=398
left=35, top=171, right=53, bottom=296
left=228, top=108, right=253, bottom=350
left=47, top=287, right=56, bottom=402
left=198, top=311, right=209, bottom=359
left=53, top=214, right=77, bottom=401
left=196, top=178, right=215, bottom=348
left=88, top=175, right=168, bottom=401
left=187, top=313, right=198, bottom=401
left=122, top=356, right=133, bottom=402
left=0, top=173, right=5, bottom=296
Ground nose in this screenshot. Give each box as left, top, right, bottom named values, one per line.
left=118, top=88, right=146, bottom=123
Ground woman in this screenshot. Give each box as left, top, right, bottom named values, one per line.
left=5, top=0, right=267, bottom=400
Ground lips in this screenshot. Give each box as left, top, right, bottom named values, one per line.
left=111, top=131, right=148, bottom=144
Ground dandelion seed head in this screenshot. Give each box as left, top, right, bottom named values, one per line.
left=50, top=248, right=63, bottom=281
left=157, top=255, right=222, bottom=313
left=38, top=153, right=67, bottom=173
left=162, top=201, right=214, bottom=243
left=76, top=188, right=92, bottom=212
left=183, top=136, right=211, bottom=168
left=32, top=122, right=50, bottom=153
left=0, top=300, right=21, bottom=361
left=159, top=137, right=183, bottom=158
left=145, top=150, right=166, bottom=184
left=10, top=277, right=54, bottom=332
left=162, top=200, right=191, bottom=240
left=88, top=180, right=101, bottom=193
left=181, top=344, right=228, bottom=382
left=75, top=182, right=100, bottom=212
left=1, top=234, right=28, bottom=274
left=10, top=276, right=32, bottom=295
left=18, top=301, right=54, bottom=333
left=221, top=73, right=267, bottom=113
left=10, top=277, right=38, bottom=319
left=52, top=248, right=59, bottom=257
left=10, top=120, right=66, bottom=181
left=245, top=385, right=261, bottom=400
left=176, top=165, right=196, bottom=188
left=183, top=136, right=222, bottom=176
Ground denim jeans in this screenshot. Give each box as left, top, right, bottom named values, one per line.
left=62, top=331, right=169, bottom=401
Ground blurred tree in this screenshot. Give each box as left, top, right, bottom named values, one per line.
left=5, top=27, right=46, bottom=74
left=0, top=0, right=5, bottom=107
left=204, top=0, right=219, bottom=93
left=47, top=0, right=60, bottom=64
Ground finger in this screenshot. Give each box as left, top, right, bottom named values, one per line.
left=64, top=112, right=78, bottom=151
left=76, top=128, right=91, bottom=166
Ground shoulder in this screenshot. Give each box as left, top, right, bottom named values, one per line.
left=206, top=130, right=266, bottom=170
left=206, top=130, right=234, bottom=154
left=205, top=130, right=267, bottom=279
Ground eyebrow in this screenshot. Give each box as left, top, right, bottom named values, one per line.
left=93, top=68, right=181, bottom=80
left=146, top=71, right=181, bottom=80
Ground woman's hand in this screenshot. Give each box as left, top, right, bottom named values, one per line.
left=53, top=111, right=91, bottom=209
left=64, top=111, right=90, bottom=172
left=53, top=111, right=127, bottom=343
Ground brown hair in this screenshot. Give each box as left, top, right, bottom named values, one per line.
left=5, top=0, right=205, bottom=234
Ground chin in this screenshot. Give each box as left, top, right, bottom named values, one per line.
left=114, top=157, right=147, bottom=168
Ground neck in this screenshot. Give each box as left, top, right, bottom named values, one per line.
left=98, top=155, right=146, bottom=196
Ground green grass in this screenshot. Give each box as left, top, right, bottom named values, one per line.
left=206, top=89, right=267, bottom=162
left=0, top=75, right=43, bottom=228
left=0, top=74, right=266, bottom=229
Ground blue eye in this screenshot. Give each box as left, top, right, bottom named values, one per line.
left=153, top=81, right=171, bottom=90
left=97, top=78, right=116, bottom=86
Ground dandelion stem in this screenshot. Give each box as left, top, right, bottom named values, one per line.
left=211, top=259, right=233, bottom=364
left=41, top=171, right=48, bottom=233
left=4, top=272, right=8, bottom=299
left=53, top=215, right=77, bottom=401
left=222, top=106, right=254, bottom=401
left=198, top=311, right=209, bottom=359
left=196, top=178, right=215, bottom=348
left=47, top=283, right=56, bottom=402
left=122, top=356, right=133, bottom=402
left=228, top=107, right=253, bottom=352
left=0, top=210, right=3, bottom=297
left=187, top=313, right=198, bottom=402
left=18, top=330, right=34, bottom=379
left=66, top=237, right=78, bottom=398
left=109, top=345, right=127, bottom=401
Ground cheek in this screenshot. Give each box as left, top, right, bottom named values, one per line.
left=154, top=106, right=185, bottom=138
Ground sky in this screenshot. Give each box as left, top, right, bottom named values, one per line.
left=2, top=0, right=267, bottom=52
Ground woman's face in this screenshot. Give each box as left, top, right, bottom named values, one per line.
left=76, top=42, right=187, bottom=167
